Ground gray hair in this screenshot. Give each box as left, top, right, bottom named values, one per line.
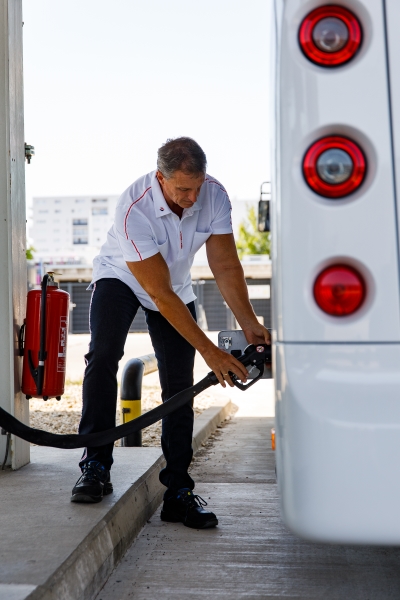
left=157, top=137, right=207, bottom=179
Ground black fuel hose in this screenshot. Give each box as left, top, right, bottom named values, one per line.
left=0, top=372, right=218, bottom=449
left=0, top=343, right=270, bottom=450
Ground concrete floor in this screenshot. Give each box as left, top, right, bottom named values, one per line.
left=0, top=447, right=162, bottom=589
left=97, top=384, right=400, bottom=600
left=0, top=397, right=232, bottom=600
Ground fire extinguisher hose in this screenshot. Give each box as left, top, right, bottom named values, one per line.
left=37, top=273, right=49, bottom=395
left=0, top=343, right=270, bottom=450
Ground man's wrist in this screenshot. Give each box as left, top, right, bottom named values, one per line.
left=238, top=316, right=260, bottom=332
left=197, top=337, right=216, bottom=357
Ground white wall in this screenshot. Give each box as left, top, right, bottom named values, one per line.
left=0, top=0, right=29, bottom=469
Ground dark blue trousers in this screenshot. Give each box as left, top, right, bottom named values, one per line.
left=78, top=278, right=196, bottom=491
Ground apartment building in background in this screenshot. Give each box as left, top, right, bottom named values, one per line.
left=30, top=194, right=119, bottom=265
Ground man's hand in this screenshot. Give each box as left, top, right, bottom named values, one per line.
left=243, top=323, right=271, bottom=346
left=201, top=345, right=248, bottom=388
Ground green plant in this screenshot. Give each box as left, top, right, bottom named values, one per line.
left=26, top=246, right=35, bottom=260
left=236, top=205, right=270, bottom=259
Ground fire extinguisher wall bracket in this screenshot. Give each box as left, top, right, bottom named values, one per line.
left=18, top=321, right=25, bottom=357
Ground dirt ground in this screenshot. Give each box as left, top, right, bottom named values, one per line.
left=29, top=381, right=218, bottom=447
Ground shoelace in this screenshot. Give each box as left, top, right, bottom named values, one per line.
left=177, top=491, right=208, bottom=510
left=76, top=462, right=107, bottom=485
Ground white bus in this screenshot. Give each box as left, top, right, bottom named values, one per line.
left=271, top=0, right=400, bottom=544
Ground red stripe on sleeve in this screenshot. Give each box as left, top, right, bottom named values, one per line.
left=124, top=186, right=152, bottom=239
left=131, top=240, right=143, bottom=261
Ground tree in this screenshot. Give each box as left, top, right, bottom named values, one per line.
left=236, top=205, right=270, bottom=259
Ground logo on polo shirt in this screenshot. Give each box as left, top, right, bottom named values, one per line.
left=160, top=207, right=164, bottom=211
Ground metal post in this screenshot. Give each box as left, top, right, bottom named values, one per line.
left=120, top=354, right=158, bottom=447
left=0, top=0, right=29, bottom=469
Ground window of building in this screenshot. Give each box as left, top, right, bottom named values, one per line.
left=54, top=199, right=61, bottom=204
left=72, top=218, right=88, bottom=245
left=75, top=198, right=86, bottom=203
left=38, top=210, right=49, bottom=214
left=92, top=198, right=107, bottom=203
left=54, top=209, right=61, bottom=213
left=92, top=207, right=108, bottom=216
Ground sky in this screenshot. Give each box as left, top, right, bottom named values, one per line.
left=22, top=0, right=271, bottom=208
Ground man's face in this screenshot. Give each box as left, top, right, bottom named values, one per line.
left=156, top=170, right=205, bottom=210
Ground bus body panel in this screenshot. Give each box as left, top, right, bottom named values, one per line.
left=273, top=0, right=400, bottom=343
left=385, top=0, right=400, bottom=234
left=273, top=0, right=400, bottom=543
left=276, top=342, right=400, bottom=544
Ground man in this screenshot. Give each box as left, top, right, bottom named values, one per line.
left=71, top=137, right=271, bottom=529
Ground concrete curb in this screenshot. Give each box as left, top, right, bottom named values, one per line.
left=192, top=398, right=233, bottom=454
left=25, top=397, right=232, bottom=600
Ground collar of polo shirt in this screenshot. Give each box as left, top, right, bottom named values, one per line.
left=151, top=171, right=203, bottom=219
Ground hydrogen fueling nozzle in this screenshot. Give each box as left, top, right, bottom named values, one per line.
left=225, top=342, right=272, bottom=390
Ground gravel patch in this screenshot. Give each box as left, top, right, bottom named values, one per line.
left=29, top=381, right=219, bottom=447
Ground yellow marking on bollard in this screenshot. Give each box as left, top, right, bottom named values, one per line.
left=121, top=399, right=142, bottom=424
left=271, top=428, right=275, bottom=451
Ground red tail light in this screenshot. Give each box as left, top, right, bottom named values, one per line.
left=303, top=136, right=366, bottom=198
left=299, top=6, right=362, bottom=67
left=313, top=265, right=366, bottom=316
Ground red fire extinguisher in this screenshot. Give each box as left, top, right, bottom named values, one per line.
left=20, top=273, right=70, bottom=400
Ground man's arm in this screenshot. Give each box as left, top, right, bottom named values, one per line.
left=206, top=234, right=271, bottom=346
left=126, top=254, right=249, bottom=387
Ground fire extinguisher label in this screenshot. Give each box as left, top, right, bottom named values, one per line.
left=57, top=316, right=68, bottom=372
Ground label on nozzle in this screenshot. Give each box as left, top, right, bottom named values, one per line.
left=57, top=317, right=68, bottom=372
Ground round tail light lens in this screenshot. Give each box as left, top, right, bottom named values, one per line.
left=314, top=265, right=366, bottom=316
left=299, top=6, right=362, bottom=67
left=303, top=136, right=366, bottom=198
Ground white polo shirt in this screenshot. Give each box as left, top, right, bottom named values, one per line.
left=91, top=170, right=233, bottom=311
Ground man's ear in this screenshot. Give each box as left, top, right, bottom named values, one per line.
left=156, top=170, right=165, bottom=187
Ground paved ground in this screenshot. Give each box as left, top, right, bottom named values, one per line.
left=97, top=381, right=400, bottom=600
left=0, top=446, right=162, bottom=597
left=0, top=398, right=232, bottom=600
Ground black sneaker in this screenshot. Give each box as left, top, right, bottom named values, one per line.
left=71, top=461, right=113, bottom=503
left=160, top=488, right=218, bottom=529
